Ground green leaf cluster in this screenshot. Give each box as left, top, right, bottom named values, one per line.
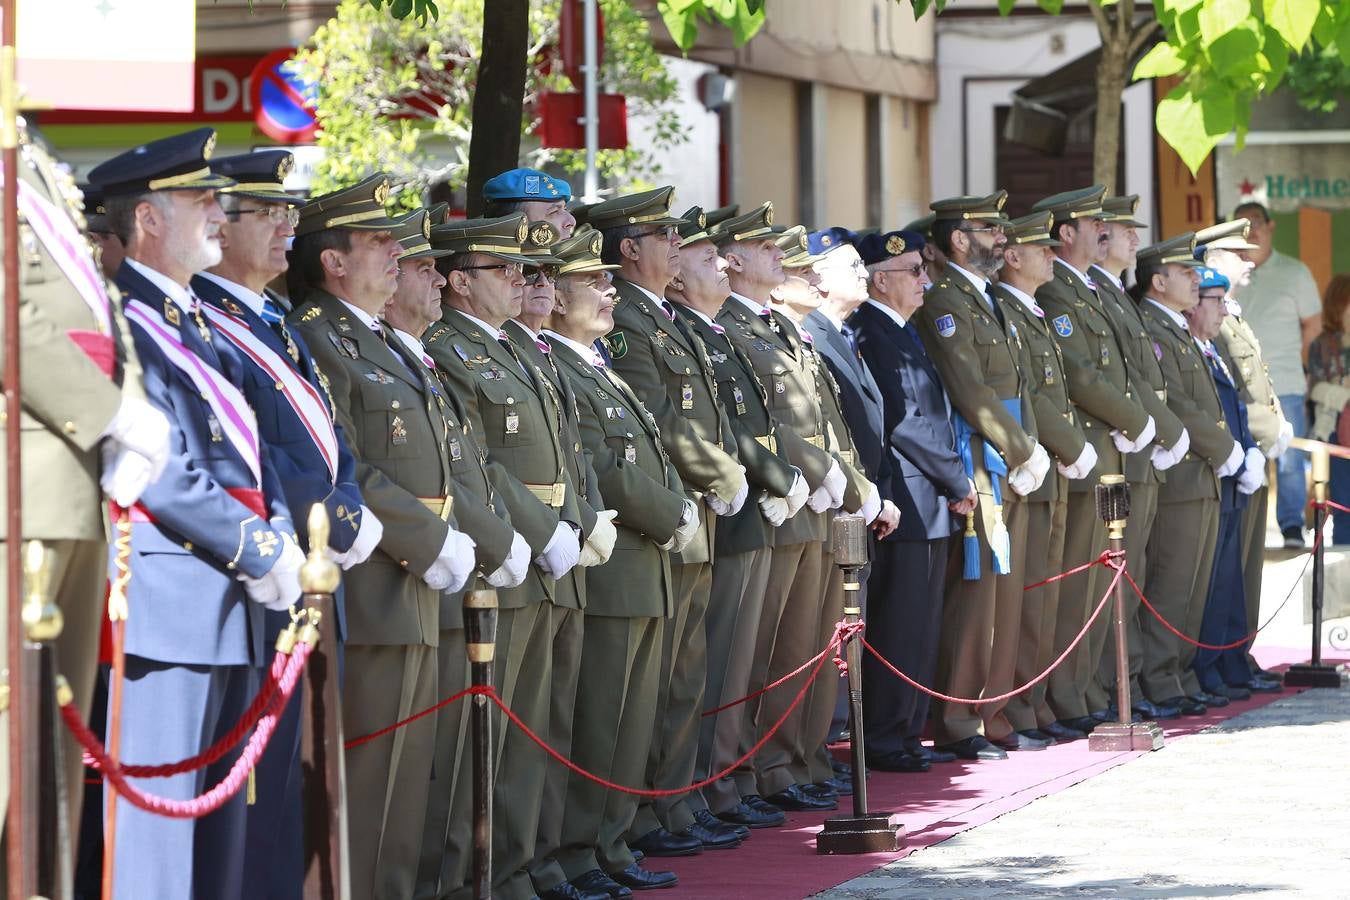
left=1135, top=0, right=1350, bottom=172
left=295, top=0, right=687, bottom=207
left=657, top=0, right=766, bottom=51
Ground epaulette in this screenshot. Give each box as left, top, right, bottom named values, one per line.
left=297, top=305, right=322, bottom=323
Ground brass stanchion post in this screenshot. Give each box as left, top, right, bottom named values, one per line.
left=1088, top=476, right=1163, bottom=752
left=817, top=514, right=901, bottom=854
left=300, top=505, right=349, bottom=900
left=464, top=582, right=497, bottom=899
left=1285, top=447, right=1342, bottom=688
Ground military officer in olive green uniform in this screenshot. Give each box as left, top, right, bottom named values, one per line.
left=716, top=203, right=843, bottom=809
left=589, top=189, right=750, bottom=854
left=378, top=208, right=534, bottom=899
left=422, top=214, right=589, bottom=900
left=1198, top=220, right=1292, bottom=679
left=993, top=212, right=1095, bottom=744
left=0, top=123, right=166, bottom=889
left=545, top=227, right=700, bottom=896
left=1031, top=186, right=1156, bottom=733
left=668, top=214, right=807, bottom=830
left=288, top=177, right=479, bottom=900
left=917, top=192, right=1048, bottom=759
left=1136, top=234, right=1237, bottom=712
left=1088, top=196, right=1189, bottom=717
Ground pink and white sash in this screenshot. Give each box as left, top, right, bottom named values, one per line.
left=124, top=299, right=262, bottom=486
left=201, top=303, right=339, bottom=481
left=3, top=161, right=112, bottom=334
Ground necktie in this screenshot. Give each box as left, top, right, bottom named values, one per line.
left=593, top=339, right=613, bottom=367
left=660, top=299, right=676, bottom=321
left=498, top=331, right=530, bottom=377
left=535, top=336, right=551, bottom=355
left=904, top=323, right=929, bottom=362
left=841, top=322, right=858, bottom=354
left=260, top=298, right=286, bottom=325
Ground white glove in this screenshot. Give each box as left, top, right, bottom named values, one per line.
left=707, top=467, right=748, bottom=516
left=823, top=460, right=847, bottom=507
left=1110, top=414, right=1156, bottom=454
left=783, top=469, right=809, bottom=516
left=579, top=509, right=618, bottom=567
left=661, top=499, right=700, bottom=553
left=1006, top=442, right=1050, bottom=496
left=858, top=485, right=882, bottom=524
left=1237, top=446, right=1266, bottom=495
left=1215, top=439, right=1245, bottom=478
left=331, top=505, right=383, bottom=570
left=102, top=396, right=172, bottom=484
left=1268, top=419, right=1294, bottom=459
left=487, top=531, right=530, bottom=588
left=242, top=532, right=304, bottom=611
left=535, top=521, right=581, bottom=580
left=1057, top=442, right=1098, bottom=480
left=99, top=440, right=156, bottom=507
left=424, top=527, right=477, bottom=592
left=758, top=492, right=789, bottom=526
left=1167, top=428, right=1190, bottom=466
left=806, top=484, right=833, bottom=513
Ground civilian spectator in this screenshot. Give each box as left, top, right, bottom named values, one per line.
left=1306, top=273, right=1350, bottom=546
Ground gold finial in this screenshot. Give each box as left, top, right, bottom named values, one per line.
left=22, top=540, right=63, bottom=643
left=300, top=503, right=341, bottom=595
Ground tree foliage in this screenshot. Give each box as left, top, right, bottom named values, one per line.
left=296, top=0, right=685, bottom=206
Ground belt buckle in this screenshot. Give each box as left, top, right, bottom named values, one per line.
left=551, top=482, right=566, bottom=508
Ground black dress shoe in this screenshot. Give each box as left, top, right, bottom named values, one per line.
left=1039, top=721, right=1086, bottom=742
left=1251, top=666, right=1282, bottom=682
left=694, top=808, right=749, bottom=840
left=1163, top=695, right=1207, bottom=716
left=764, top=784, right=837, bottom=811
left=992, top=732, right=1048, bottom=751
left=866, top=749, right=930, bottom=772
left=802, top=781, right=837, bottom=799
left=609, top=863, right=678, bottom=891
left=715, top=801, right=784, bottom=829
left=682, top=814, right=741, bottom=850
left=1089, top=708, right=1113, bottom=723
left=541, top=880, right=611, bottom=900
left=831, top=759, right=854, bottom=777
left=631, top=849, right=643, bottom=863
left=818, top=776, right=853, bottom=796
left=741, top=793, right=781, bottom=815
left=1058, top=716, right=1098, bottom=734
left=1105, top=706, right=1145, bottom=724
left=904, top=738, right=958, bottom=763
left=1020, top=728, right=1057, bottom=745
left=628, top=827, right=702, bottom=858
left=570, top=868, right=634, bottom=899
left=1131, top=698, right=1181, bottom=720
left=1191, top=690, right=1228, bottom=708
left=935, top=735, right=1007, bottom=761
left=1243, top=677, right=1283, bottom=693
left=1210, top=683, right=1251, bottom=701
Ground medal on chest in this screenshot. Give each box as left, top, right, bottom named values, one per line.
left=391, top=415, right=408, bottom=445
left=733, top=385, right=747, bottom=415
left=681, top=382, right=694, bottom=410
left=505, top=411, right=520, bottom=434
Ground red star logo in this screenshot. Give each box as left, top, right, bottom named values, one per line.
left=1238, top=178, right=1257, bottom=195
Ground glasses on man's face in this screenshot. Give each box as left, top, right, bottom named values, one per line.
left=460, top=262, right=523, bottom=278
left=525, top=264, right=560, bottom=283
left=961, top=223, right=1004, bottom=235
left=227, top=205, right=300, bottom=227
left=875, top=264, right=926, bottom=279
left=634, top=225, right=679, bottom=242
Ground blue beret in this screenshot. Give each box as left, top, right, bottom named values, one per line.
left=482, top=168, right=572, bottom=203
left=807, top=226, right=855, bottom=256
left=1198, top=267, right=1230, bottom=291
left=856, top=229, right=926, bottom=266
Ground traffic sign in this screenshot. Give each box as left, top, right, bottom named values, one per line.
left=249, top=48, right=318, bottom=144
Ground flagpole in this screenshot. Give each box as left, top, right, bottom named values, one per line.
left=2, top=0, right=34, bottom=892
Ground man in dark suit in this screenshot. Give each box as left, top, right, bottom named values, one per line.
left=90, top=128, right=306, bottom=899
left=850, top=229, right=975, bottom=772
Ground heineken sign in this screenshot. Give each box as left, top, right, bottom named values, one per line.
left=1217, top=142, right=1350, bottom=214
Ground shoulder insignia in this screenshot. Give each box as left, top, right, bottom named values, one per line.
left=163, top=299, right=181, bottom=326
left=299, top=306, right=322, bottom=322
left=1052, top=314, right=1073, bottom=338
left=935, top=314, right=956, bottom=338
left=607, top=331, right=628, bottom=359
left=223, top=299, right=245, bottom=317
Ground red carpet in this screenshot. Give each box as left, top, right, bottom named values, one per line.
left=658, top=646, right=1346, bottom=899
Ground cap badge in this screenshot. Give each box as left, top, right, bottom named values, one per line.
left=821, top=235, right=832, bottom=247
left=531, top=222, right=553, bottom=246
left=277, top=155, right=294, bottom=180
left=697, top=211, right=707, bottom=229
left=525, top=175, right=541, bottom=195
left=589, top=232, right=603, bottom=254
left=763, top=203, right=774, bottom=227
left=374, top=180, right=390, bottom=205
left=516, top=219, right=530, bottom=243
left=203, top=132, right=217, bottom=160
left=422, top=214, right=433, bottom=239
left=885, top=235, right=906, bottom=255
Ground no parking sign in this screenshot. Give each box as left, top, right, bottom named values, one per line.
left=250, top=48, right=318, bottom=143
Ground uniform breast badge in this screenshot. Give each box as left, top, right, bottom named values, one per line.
left=505, top=412, right=520, bottom=434
left=732, top=386, right=747, bottom=415
left=391, top=415, right=408, bottom=445
left=624, top=441, right=636, bottom=463
left=681, top=383, right=694, bottom=410
left=207, top=414, right=224, bottom=442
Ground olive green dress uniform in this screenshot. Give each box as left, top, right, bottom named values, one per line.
left=1199, top=219, right=1287, bottom=671
left=991, top=212, right=1086, bottom=735
left=290, top=283, right=463, bottom=900
left=674, top=301, right=798, bottom=816
left=0, top=129, right=142, bottom=872
left=914, top=194, right=1037, bottom=745
left=546, top=335, right=687, bottom=879
left=715, top=213, right=836, bottom=794
left=1032, top=188, right=1152, bottom=723
left=592, top=194, right=745, bottom=838
left=1136, top=236, right=1225, bottom=704
left=422, top=218, right=586, bottom=900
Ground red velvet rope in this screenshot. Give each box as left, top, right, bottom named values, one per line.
left=62, top=640, right=312, bottom=819
left=863, top=551, right=1123, bottom=704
